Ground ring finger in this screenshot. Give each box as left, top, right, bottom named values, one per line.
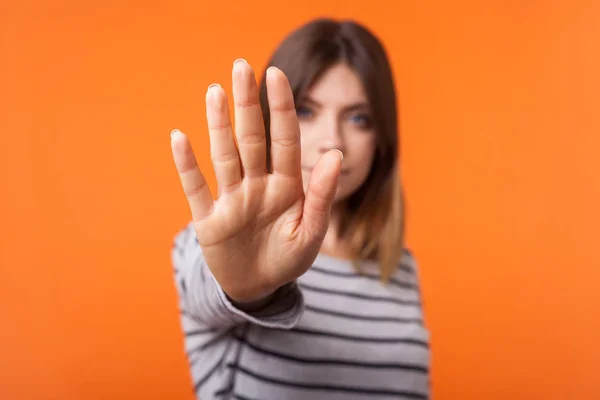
left=206, top=83, right=242, bottom=196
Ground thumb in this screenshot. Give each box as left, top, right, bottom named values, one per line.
left=301, top=149, right=344, bottom=239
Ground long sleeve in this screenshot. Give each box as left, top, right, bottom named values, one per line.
left=170, top=223, right=430, bottom=399
left=171, top=222, right=305, bottom=331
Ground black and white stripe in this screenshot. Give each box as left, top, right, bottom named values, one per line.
left=299, top=281, right=421, bottom=306
left=229, top=362, right=428, bottom=399
left=171, top=223, right=430, bottom=400
left=235, top=333, right=429, bottom=373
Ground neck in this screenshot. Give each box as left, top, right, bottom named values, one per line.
left=320, top=203, right=354, bottom=260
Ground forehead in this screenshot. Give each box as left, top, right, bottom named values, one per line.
left=305, top=63, right=368, bottom=106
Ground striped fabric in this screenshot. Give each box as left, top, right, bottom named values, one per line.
left=172, top=223, right=431, bottom=399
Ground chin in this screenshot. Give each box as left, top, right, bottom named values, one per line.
left=332, top=182, right=356, bottom=203
left=301, top=174, right=362, bottom=203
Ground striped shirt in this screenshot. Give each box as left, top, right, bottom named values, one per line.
left=171, top=223, right=431, bottom=399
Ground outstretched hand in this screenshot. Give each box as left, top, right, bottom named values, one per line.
left=171, top=59, right=343, bottom=303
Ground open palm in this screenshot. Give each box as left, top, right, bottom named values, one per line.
left=171, top=59, right=343, bottom=303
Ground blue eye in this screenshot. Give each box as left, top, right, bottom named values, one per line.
left=296, top=106, right=313, bottom=118
left=349, top=113, right=372, bottom=127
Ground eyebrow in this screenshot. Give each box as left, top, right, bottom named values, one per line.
left=299, top=96, right=370, bottom=114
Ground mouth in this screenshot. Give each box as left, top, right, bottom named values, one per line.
left=302, top=166, right=350, bottom=176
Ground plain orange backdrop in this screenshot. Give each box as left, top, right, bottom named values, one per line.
left=1, top=0, right=599, bottom=399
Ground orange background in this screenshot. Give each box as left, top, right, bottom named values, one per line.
left=1, top=0, right=599, bottom=399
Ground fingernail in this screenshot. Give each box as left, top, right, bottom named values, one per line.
left=233, top=58, right=247, bottom=65
left=208, top=83, right=221, bottom=91
left=333, top=149, right=344, bottom=160
left=171, top=129, right=182, bottom=138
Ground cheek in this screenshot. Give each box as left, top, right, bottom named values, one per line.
left=352, top=136, right=377, bottom=163
left=299, top=139, right=312, bottom=159
left=350, top=138, right=377, bottom=183
left=299, top=127, right=328, bottom=171
left=298, top=124, right=316, bottom=160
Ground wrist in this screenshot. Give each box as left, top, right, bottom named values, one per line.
left=226, top=281, right=296, bottom=312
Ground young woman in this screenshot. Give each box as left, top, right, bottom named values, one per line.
left=170, top=18, right=430, bottom=400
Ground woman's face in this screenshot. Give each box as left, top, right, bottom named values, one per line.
left=296, top=63, right=377, bottom=203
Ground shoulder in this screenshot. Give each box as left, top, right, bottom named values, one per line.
left=397, top=248, right=419, bottom=274
left=387, top=248, right=422, bottom=287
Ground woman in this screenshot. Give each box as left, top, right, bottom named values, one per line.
left=170, top=18, right=430, bottom=400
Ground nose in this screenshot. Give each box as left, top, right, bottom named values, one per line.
left=318, top=116, right=345, bottom=154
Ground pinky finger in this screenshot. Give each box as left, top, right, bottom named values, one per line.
left=171, top=129, right=214, bottom=220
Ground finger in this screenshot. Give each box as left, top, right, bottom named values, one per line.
left=206, top=83, right=242, bottom=195
left=232, top=59, right=267, bottom=178
left=266, top=66, right=302, bottom=178
left=302, top=149, right=344, bottom=238
left=170, top=129, right=214, bottom=220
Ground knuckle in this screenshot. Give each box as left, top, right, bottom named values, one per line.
left=272, top=136, right=298, bottom=148
left=212, top=150, right=239, bottom=164
left=238, top=131, right=265, bottom=146
left=235, top=99, right=260, bottom=109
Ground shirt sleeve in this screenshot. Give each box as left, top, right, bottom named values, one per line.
left=171, top=223, right=305, bottom=330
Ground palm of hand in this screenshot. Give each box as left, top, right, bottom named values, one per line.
left=171, top=59, right=342, bottom=302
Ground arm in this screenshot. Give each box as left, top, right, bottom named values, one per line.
left=171, top=223, right=305, bottom=330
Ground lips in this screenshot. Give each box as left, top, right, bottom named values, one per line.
left=302, top=166, right=350, bottom=175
